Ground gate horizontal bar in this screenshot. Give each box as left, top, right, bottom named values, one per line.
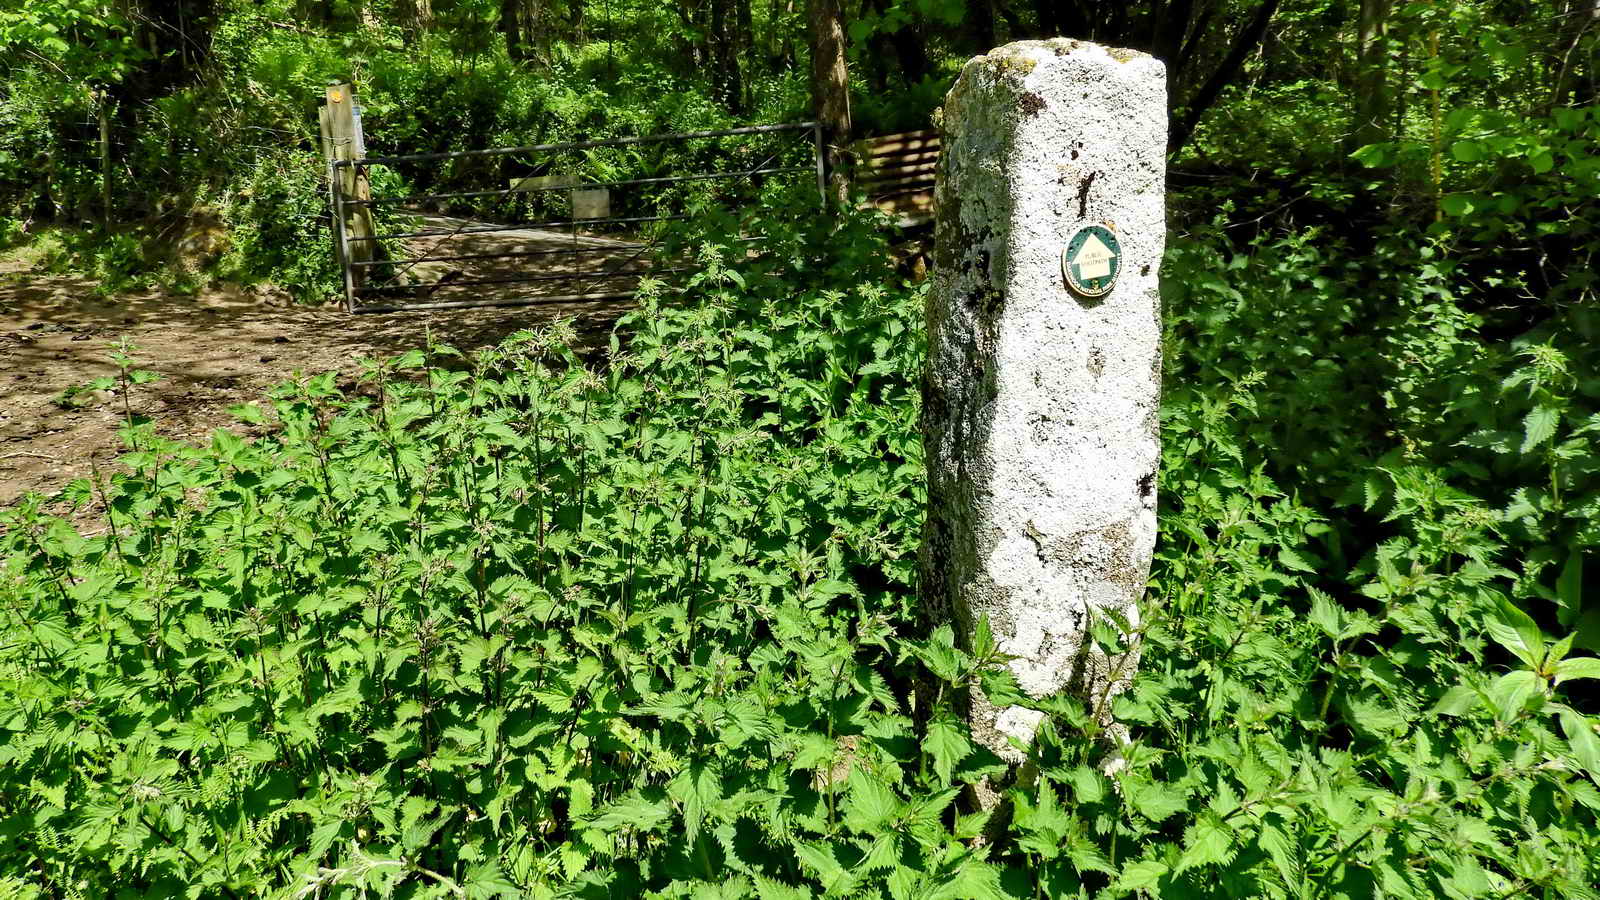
left=335, top=122, right=819, bottom=168
left=345, top=214, right=687, bottom=243
left=352, top=166, right=812, bottom=207
left=357, top=266, right=693, bottom=294
left=349, top=242, right=651, bottom=267
left=352, top=290, right=640, bottom=315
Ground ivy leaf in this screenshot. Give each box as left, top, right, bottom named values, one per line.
left=1350, top=142, right=1390, bottom=167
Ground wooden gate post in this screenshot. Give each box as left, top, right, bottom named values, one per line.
left=922, top=40, right=1167, bottom=778
left=325, top=83, right=376, bottom=299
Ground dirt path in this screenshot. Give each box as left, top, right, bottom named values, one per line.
left=0, top=259, right=628, bottom=511
left=355, top=215, right=657, bottom=311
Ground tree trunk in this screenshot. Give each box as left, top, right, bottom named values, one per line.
left=1034, top=0, right=1061, bottom=36
left=869, top=0, right=931, bottom=86
left=737, top=0, right=754, bottom=108
left=295, top=0, right=328, bottom=25
left=711, top=0, right=744, bottom=112
left=526, top=0, right=547, bottom=63
left=965, top=0, right=996, bottom=53
left=1152, top=0, right=1194, bottom=79
left=570, top=0, right=586, bottom=43
left=1349, top=0, right=1390, bottom=151
left=352, top=0, right=379, bottom=28
left=1174, top=0, right=1219, bottom=94
left=809, top=0, right=851, bottom=202
left=98, top=93, right=112, bottom=229
left=1551, top=0, right=1599, bottom=109
left=502, top=0, right=525, bottom=60
left=1169, top=0, right=1282, bottom=156
left=400, top=0, right=434, bottom=34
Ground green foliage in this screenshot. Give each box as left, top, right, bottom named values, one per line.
left=3, top=0, right=1600, bottom=894
left=0, top=203, right=955, bottom=897
left=7, top=186, right=1600, bottom=895
left=0, top=0, right=145, bottom=92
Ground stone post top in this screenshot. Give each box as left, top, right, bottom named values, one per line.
left=966, top=38, right=1162, bottom=76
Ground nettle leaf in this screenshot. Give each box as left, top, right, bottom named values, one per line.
left=586, top=791, right=671, bottom=834
left=844, top=767, right=900, bottom=833
left=1343, top=697, right=1407, bottom=736
left=1256, top=823, right=1301, bottom=886
left=924, top=714, right=971, bottom=785
left=1114, top=858, right=1169, bottom=892
left=794, top=841, right=856, bottom=893
left=1277, top=547, right=1318, bottom=575
left=463, top=861, right=519, bottom=898
left=673, top=759, right=724, bottom=844
left=1175, top=812, right=1236, bottom=873
left=928, top=859, right=1009, bottom=900
left=750, top=874, right=814, bottom=900
left=1308, top=589, right=1342, bottom=638
left=918, top=626, right=965, bottom=682
left=1123, top=777, right=1187, bottom=823
left=1522, top=405, right=1561, bottom=453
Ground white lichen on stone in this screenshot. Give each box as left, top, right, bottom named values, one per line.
left=922, top=39, right=1166, bottom=763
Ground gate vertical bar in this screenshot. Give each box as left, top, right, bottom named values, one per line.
left=326, top=83, right=376, bottom=296
left=318, top=101, right=357, bottom=311
left=330, top=161, right=357, bottom=313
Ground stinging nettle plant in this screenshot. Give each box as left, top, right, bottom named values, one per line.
left=2, top=196, right=1599, bottom=898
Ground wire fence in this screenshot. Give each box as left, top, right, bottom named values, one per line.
left=330, top=122, right=823, bottom=314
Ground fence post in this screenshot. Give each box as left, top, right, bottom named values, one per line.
left=921, top=40, right=1167, bottom=794
left=325, top=83, right=376, bottom=301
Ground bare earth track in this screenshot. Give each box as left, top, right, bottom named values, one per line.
left=0, top=257, right=628, bottom=512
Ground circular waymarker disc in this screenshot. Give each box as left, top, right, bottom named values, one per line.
left=1062, top=224, right=1122, bottom=298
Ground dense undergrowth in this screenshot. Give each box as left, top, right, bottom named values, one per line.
left=4, top=186, right=1600, bottom=897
